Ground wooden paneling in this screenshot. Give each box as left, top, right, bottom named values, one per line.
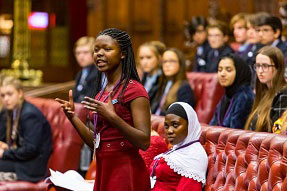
left=88, top=0, right=281, bottom=52
left=131, top=0, right=163, bottom=50
left=105, top=0, right=130, bottom=30
left=185, top=0, right=209, bottom=18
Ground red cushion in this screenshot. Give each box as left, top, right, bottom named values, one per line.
left=0, top=97, right=88, bottom=191
left=186, top=72, right=224, bottom=123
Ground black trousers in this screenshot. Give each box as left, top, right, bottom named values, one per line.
left=0, top=159, right=15, bottom=172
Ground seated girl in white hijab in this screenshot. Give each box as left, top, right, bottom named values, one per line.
left=149, top=102, right=208, bottom=190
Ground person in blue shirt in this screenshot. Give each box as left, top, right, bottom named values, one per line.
left=210, top=54, right=254, bottom=129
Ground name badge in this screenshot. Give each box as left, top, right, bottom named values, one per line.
left=150, top=176, right=156, bottom=189
left=93, top=133, right=100, bottom=160
left=112, top=99, right=118, bottom=104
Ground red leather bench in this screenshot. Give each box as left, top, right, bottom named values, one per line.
left=0, top=97, right=87, bottom=191
left=149, top=116, right=287, bottom=191
left=186, top=72, right=224, bottom=124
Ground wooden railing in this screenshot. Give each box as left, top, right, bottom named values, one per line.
left=24, top=80, right=75, bottom=100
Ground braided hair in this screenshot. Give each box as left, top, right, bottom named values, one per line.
left=93, top=28, right=140, bottom=102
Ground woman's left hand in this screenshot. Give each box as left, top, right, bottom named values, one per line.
left=81, top=96, right=116, bottom=119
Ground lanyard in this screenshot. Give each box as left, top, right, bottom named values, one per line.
left=93, top=79, right=122, bottom=138
left=217, top=98, right=234, bottom=127
left=150, top=139, right=200, bottom=177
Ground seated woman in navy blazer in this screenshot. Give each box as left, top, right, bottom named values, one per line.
left=210, top=54, right=254, bottom=129
left=0, top=75, right=52, bottom=182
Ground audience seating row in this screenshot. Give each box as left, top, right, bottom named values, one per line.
left=150, top=116, right=287, bottom=191
left=186, top=72, right=224, bottom=124
left=0, top=97, right=87, bottom=191
left=0, top=72, right=224, bottom=190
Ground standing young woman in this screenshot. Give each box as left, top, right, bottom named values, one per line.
left=151, top=48, right=196, bottom=116
left=56, top=28, right=151, bottom=191
left=210, top=54, right=254, bottom=129
left=245, top=46, right=287, bottom=132
left=150, top=102, right=208, bottom=190
left=138, top=41, right=166, bottom=105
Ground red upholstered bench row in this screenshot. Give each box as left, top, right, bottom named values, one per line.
left=0, top=97, right=87, bottom=191
left=150, top=115, right=287, bottom=191
left=186, top=72, right=224, bottom=124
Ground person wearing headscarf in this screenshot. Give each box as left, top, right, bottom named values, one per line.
left=56, top=28, right=151, bottom=191
left=210, top=54, right=254, bottom=129
left=150, top=102, right=208, bottom=190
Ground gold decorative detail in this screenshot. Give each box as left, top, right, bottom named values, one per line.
left=1, top=0, right=43, bottom=86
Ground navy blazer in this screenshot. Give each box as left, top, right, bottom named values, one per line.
left=0, top=101, right=52, bottom=182
left=210, top=85, right=254, bottom=129
left=73, top=64, right=98, bottom=103
left=276, top=39, right=287, bottom=56
left=199, top=44, right=234, bottom=73
left=151, top=80, right=196, bottom=116
left=193, top=40, right=212, bottom=72
left=141, top=72, right=160, bottom=106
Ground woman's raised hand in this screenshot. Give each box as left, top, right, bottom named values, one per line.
left=55, top=90, right=75, bottom=119
left=82, top=95, right=116, bottom=119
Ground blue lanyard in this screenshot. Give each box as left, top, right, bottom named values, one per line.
left=217, top=98, right=234, bottom=126
left=150, top=139, right=200, bottom=177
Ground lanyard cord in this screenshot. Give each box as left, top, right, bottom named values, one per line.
left=217, top=98, right=234, bottom=126
left=93, top=78, right=122, bottom=138
left=150, top=139, right=200, bottom=177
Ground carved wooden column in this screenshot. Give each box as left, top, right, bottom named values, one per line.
left=11, top=0, right=31, bottom=79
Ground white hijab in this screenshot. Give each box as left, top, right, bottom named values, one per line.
left=157, top=102, right=208, bottom=184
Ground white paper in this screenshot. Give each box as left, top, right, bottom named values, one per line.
left=48, top=169, right=94, bottom=191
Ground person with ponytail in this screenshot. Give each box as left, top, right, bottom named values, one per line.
left=210, top=54, right=254, bottom=129
left=0, top=75, right=52, bottom=182
left=245, top=46, right=287, bottom=132
left=56, top=28, right=151, bottom=191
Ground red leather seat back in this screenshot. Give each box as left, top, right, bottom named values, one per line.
left=26, top=97, right=87, bottom=172
left=0, top=97, right=88, bottom=191
left=186, top=72, right=224, bottom=124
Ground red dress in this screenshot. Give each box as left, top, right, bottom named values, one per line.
left=92, top=80, right=150, bottom=191
left=149, top=158, right=202, bottom=191
left=140, top=136, right=168, bottom=168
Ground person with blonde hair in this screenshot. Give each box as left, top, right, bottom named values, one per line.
left=73, top=36, right=101, bottom=103
left=0, top=75, right=52, bottom=182
left=138, top=41, right=166, bottom=105
left=230, top=13, right=248, bottom=52
left=245, top=46, right=287, bottom=132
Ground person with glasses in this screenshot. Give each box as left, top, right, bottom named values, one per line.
left=245, top=46, right=287, bottom=132
left=200, top=21, right=234, bottom=73
left=209, top=54, right=254, bottom=129
left=151, top=48, right=196, bottom=116
left=257, top=15, right=287, bottom=56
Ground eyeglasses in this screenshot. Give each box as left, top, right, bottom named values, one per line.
left=162, top=60, right=178, bottom=64
left=253, top=63, right=275, bottom=72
